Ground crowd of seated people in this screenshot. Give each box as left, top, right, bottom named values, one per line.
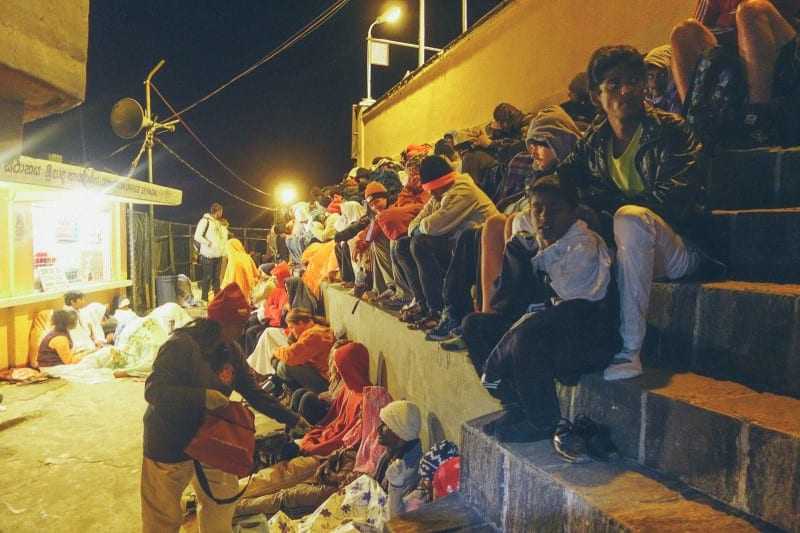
left=133, top=3, right=800, bottom=528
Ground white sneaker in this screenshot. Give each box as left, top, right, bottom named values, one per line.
left=401, top=298, right=418, bottom=312
left=603, top=351, right=643, bottom=381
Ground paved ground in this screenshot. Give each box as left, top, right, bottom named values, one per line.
left=0, top=371, right=284, bottom=533
left=0, top=378, right=146, bottom=532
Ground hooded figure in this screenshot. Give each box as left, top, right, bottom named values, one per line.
left=221, top=238, right=260, bottom=305
left=300, top=342, right=372, bottom=456
left=261, top=263, right=291, bottom=327
left=643, top=44, right=681, bottom=114
left=526, top=105, right=584, bottom=163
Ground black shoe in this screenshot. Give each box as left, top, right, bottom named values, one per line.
left=496, top=419, right=554, bottom=443
left=261, top=375, right=284, bottom=394
left=572, top=414, right=620, bottom=462
left=481, top=409, right=524, bottom=435
left=553, top=419, right=590, bottom=463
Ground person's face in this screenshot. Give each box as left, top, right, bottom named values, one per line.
left=429, top=183, right=452, bottom=201
left=528, top=189, right=578, bottom=248
left=212, top=208, right=223, bottom=220
left=288, top=319, right=313, bottom=338
left=419, top=478, right=433, bottom=501
left=220, top=321, right=245, bottom=343
left=72, top=296, right=86, bottom=309
left=645, top=66, right=668, bottom=100
left=369, top=197, right=388, bottom=213
left=591, top=63, right=645, bottom=123
left=377, top=421, right=403, bottom=449
left=528, top=143, right=558, bottom=172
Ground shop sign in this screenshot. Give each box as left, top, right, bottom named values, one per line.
left=1, top=156, right=182, bottom=205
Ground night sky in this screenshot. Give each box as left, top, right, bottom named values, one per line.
left=22, top=0, right=501, bottom=228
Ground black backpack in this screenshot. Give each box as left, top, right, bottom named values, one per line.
left=683, top=45, right=748, bottom=150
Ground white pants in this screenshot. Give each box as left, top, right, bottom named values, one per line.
left=246, top=327, right=289, bottom=375
left=614, top=205, right=697, bottom=353
left=141, top=457, right=239, bottom=533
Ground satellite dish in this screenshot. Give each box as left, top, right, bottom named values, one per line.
left=110, top=98, right=146, bottom=139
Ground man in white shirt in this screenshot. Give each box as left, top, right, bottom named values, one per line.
left=194, top=202, right=227, bottom=303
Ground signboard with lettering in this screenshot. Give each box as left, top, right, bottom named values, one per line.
left=1, top=156, right=182, bottom=206
left=35, top=266, right=70, bottom=292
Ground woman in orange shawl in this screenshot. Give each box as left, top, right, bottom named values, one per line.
left=221, top=238, right=260, bottom=305
left=299, top=341, right=372, bottom=456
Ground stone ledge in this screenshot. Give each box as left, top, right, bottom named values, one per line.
left=461, top=414, right=776, bottom=532
left=558, top=370, right=800, bottom=531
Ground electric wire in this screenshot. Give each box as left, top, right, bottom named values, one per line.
left=156, top=138, right=275, bottom=211
left=164, top=0, right=350, bottom=121
left=150, top=82, right=270, bottom=196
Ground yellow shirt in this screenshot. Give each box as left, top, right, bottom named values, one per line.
left=607, top=124, right=645, bottom=197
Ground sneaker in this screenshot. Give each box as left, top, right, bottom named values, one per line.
left=400, top=304, right=425, bottom=323
left=603, top=350, right=643, bottom=381
left=450, top=325, right=464, bottom=337
left=573, top=414, right=620, bottom=462
left=408, top=312, right=440, bottom=331
left=401, top=297, right=418, bottom=312
left=553, top=419, right=590, bottom=463
left=424, top=308, right=460, bottom=341
left=380, top=295, right=410, bottom=310
left=440, top=335, right=468, bottom=351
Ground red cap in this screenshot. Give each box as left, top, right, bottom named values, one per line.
left=207, top=283, right=250, bottom=324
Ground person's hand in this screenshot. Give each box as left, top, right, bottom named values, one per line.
left=290, top=417, right=313, bottom=437
left=385, top=458, right=408, bottom=488
left=205, top=389, right=230, bottom=410
left=472, top=131, right=491, bottom=148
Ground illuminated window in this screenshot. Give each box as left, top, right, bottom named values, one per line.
left=31, top=202, right=112, bottom=288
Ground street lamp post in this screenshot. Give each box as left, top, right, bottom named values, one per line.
left=360, top=7, right=401, bottom=107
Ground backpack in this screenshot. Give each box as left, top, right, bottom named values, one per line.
left=193, top=219, right=210, bottom=254
left=478, top=160, right=507, bottom=202
left=682, top=45, right=748, bottom=150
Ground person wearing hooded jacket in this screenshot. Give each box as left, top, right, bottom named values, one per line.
left=394, top=156, right=497, bottom=331
left=477, top=105, right=584, bottom=314
left=194, top=202, right=227, bottom=304
left=244, top=262, right=292, bottom=356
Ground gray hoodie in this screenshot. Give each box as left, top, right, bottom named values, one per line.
left=525, top=105, right=583, bottom=162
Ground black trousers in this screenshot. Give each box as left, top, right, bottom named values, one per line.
left=443, top=227, right=482, bottom=321
left=200, top=255, right=221, bottom=300
left=461, top=311, right=515, bottom=376
left=334, top=241, right=355, bottom=283
left=394, top=233, right=452, bottom=312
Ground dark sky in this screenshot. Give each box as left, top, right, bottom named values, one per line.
left=23, top=0, right=500, bottom=227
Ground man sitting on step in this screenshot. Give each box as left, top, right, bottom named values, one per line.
left=558, top=44, right=724, bottom=381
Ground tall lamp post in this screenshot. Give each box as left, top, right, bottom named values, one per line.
left=360, top=7, right=401, bottom=107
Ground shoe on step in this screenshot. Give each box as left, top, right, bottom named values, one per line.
left=603, top=350, right=643, bottom=381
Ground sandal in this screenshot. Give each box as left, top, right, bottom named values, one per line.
left=408, top=313, right=440, bottom=331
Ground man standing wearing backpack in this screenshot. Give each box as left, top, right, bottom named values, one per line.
left=194, top=202, right=227, bottom=305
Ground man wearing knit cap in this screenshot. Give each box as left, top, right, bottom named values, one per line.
left=141, top=282, right=311, bottom=531
left=394, top=156, right=497, bottom=331
left=375, top=400, right=423, bottom=519
left=560, top=71, right=597, bottom=128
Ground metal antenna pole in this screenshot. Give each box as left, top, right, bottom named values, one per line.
left=144, top=60, right=165, bottom=308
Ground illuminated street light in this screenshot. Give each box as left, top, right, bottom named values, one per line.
left=360, top=6, right=402, bottom=107
left=276, top=183, right=297, bottom=205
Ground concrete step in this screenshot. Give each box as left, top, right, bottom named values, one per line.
left=555, top=370, right=800, bottom=531
left=710, top=208, right=800, bottom=283
left=706, top=147, right=800, bottom=210
left=461, top=414, right=779, bottom=532
left=386, top=493, right=497, bottom=532
left=647, top=281, right=800, bottom=398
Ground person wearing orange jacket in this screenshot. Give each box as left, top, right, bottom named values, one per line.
left=270, top=308, right=336, bottom=394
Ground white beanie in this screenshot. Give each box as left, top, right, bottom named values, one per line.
left=379, top=400, right=421, bottom=442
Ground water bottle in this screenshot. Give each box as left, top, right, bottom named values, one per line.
left=352, top=266, right=367, bottom=314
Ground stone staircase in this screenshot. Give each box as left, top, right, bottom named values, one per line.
left=327, top=148, right=800, bottom=532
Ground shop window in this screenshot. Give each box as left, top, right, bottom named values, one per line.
left=31, top=203, right=112, bottom=290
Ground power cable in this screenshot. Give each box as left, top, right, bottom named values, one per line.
left=156, top=138, right=275, bottom=211
left=165, top=0, right=350, bottom=121
left=150, top=82, right=270, bottom=196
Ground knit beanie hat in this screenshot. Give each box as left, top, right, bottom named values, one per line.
left=364, top=181, right=389, bottom=203
left=418, top=440, right=460, bottom=480
left=526, top=105, right=583, bottom=162
left=419, top=156, right=456, bottom=191
left=379, top=400, right=421, bottom=441
left=207, top=283, right=250, bottom=324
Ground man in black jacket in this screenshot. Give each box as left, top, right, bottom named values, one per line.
left=558, top=45, right=722, bottom=381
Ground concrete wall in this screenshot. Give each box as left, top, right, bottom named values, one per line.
left=0, top=0, right=89, bottom=122
left=324, top=285, right=500, bottom=450
left=359, top=0, right=695, bottom=164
